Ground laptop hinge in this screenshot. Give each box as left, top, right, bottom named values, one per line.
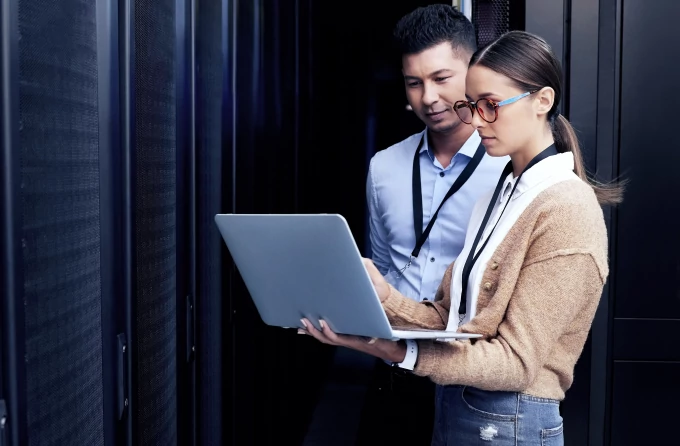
left=186, top=294, right=195, bottom=363
left=1, top=399, right=7, bottom=446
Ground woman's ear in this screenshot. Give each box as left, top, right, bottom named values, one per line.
left=535, top=87, right=555, bottom=118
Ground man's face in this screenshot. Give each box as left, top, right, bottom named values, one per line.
left=402, top=42, right=469, bottom=134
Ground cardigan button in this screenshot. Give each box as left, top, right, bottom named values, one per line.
left=483, top=282, right=493, bottom=291
left=491, top=262, right=499, bottom=270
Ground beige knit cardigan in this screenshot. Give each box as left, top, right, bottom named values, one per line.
left=382, top=180, right=609, bottom=400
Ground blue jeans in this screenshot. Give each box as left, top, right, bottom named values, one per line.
left=432, top=385, right=564, bottom=445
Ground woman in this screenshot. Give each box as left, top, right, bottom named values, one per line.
left=300, top=30, right=622, bottom=445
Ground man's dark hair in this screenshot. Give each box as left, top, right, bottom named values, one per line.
left=393, top=4, right=477, bottom=58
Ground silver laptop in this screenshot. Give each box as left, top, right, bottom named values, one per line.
left=214, top=213, right=480, bottom=341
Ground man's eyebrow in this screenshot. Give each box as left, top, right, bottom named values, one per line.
left=428, top=68, right=453, bottom=77
left=404, top=69, right=454, bottom=80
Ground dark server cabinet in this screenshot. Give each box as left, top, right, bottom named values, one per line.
left=609, top=0, right=680, bottom=444
left=124, top=0, right=189, bottom=443
left=1, top=0, right=201, bottom=444
left=526, top=0, right=680, bottom=444
left=1, top=0, right=107, bottom=444
left=117, top=0, right=199, bottom=443
left=194, top=0, right=232, bottom=445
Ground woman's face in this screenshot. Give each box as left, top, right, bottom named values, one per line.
left=463, top=65, right=551, bottom=158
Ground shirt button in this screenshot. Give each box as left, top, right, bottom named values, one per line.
left=491, top=262, right=499, bottom=270
left=483, top=282, right=493, bottom=291
left=430, top=257, right=435, bottom=262
left=439, top=172, right=445, bottom=177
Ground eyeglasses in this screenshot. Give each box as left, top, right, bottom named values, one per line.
left=453, top=90, right=538, bottom=124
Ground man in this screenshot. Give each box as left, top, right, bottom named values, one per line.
left=357, top=5, right=508, bottom=444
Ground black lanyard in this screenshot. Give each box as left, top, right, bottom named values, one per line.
left=411, top=134, right=486, bottom=259
left=458, top=144, right=559, bottom=316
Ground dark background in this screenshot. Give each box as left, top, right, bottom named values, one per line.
left=1, top=0, right=678, bottom=445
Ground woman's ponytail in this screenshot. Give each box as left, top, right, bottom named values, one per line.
left=552, top=114, right=624, bottom=206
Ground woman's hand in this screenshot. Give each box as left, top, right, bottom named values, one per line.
left=299, top=318, right=406, bottom=363
left=362, top=258, right=391, bottom=303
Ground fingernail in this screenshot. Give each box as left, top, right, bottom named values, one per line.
left=300, top=319, right=307, bottom=328
left=319, top=320, right=325, bottom=329
left=297, top=329, right=305, bottom=335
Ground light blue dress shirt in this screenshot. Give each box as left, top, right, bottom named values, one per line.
left=366, top=128, right=508, bottom=302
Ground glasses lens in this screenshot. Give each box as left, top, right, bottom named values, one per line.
left=453, top=101, right=473, bottom=124
left=477, top=99, right=497, bottom=123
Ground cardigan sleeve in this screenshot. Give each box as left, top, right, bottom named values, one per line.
left=412, top=251, right=604, bottom=390
left=381, top=261, right=454, bottom=330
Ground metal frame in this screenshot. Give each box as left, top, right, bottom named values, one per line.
left=524, top=0, right=567, bottom=115
left=189, top=0, right=235, bottom=443
left=224, top=0, right=237, bottom=444
left=592, top=0, right=621, bottom=444
left=188, top=0, right=197, bottom=442
left=569, top=0, right=600, bottom=170
left=96, top=0, right=126, bottom=444
left=176, top=0, right=197, bottom=443
left=568, top=0, right=618, bottom=445
left=293, top=0, right=301, bottom=210
left=119, top=0, right=138, bottom=443
left=0, top=0, right=27, bottom=444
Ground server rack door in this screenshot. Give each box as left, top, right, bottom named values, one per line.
left=96, top=0, right=127, bottom=443
left=0, top=0, right=26, bottom=444
left=126, top=0, right=180, bottom=443
left=1, top=0, right=107, bottom=445
left=175, top=0, right=196, bottom=444
left=194, top=0, right=231, bottom=444
left=610, top=1, right=680, bottom=444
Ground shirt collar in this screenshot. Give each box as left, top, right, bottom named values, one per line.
left=419, top=129, right=481, bottom=161
left=458, top=130, right=482, bottom=158
left=500, top=151, right=575, bottom=203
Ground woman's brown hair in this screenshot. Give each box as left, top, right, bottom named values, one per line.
left=470, top=31, right=624, bottom=205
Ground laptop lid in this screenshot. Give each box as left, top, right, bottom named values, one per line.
left=214, top=213, right=395, bottom=339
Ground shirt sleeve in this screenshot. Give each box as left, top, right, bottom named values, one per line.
left=395, top=339, right=418, bottom=371
left=366, top=156, right=391, bottom=275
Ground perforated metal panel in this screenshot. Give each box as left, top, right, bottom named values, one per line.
left=133, top=0, right=178, bottom=443
left=196, top=0, right=224, bottom=443
left=473, top=0, right=510, bottom=47
left=18, top=0, right=105, bottom=444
